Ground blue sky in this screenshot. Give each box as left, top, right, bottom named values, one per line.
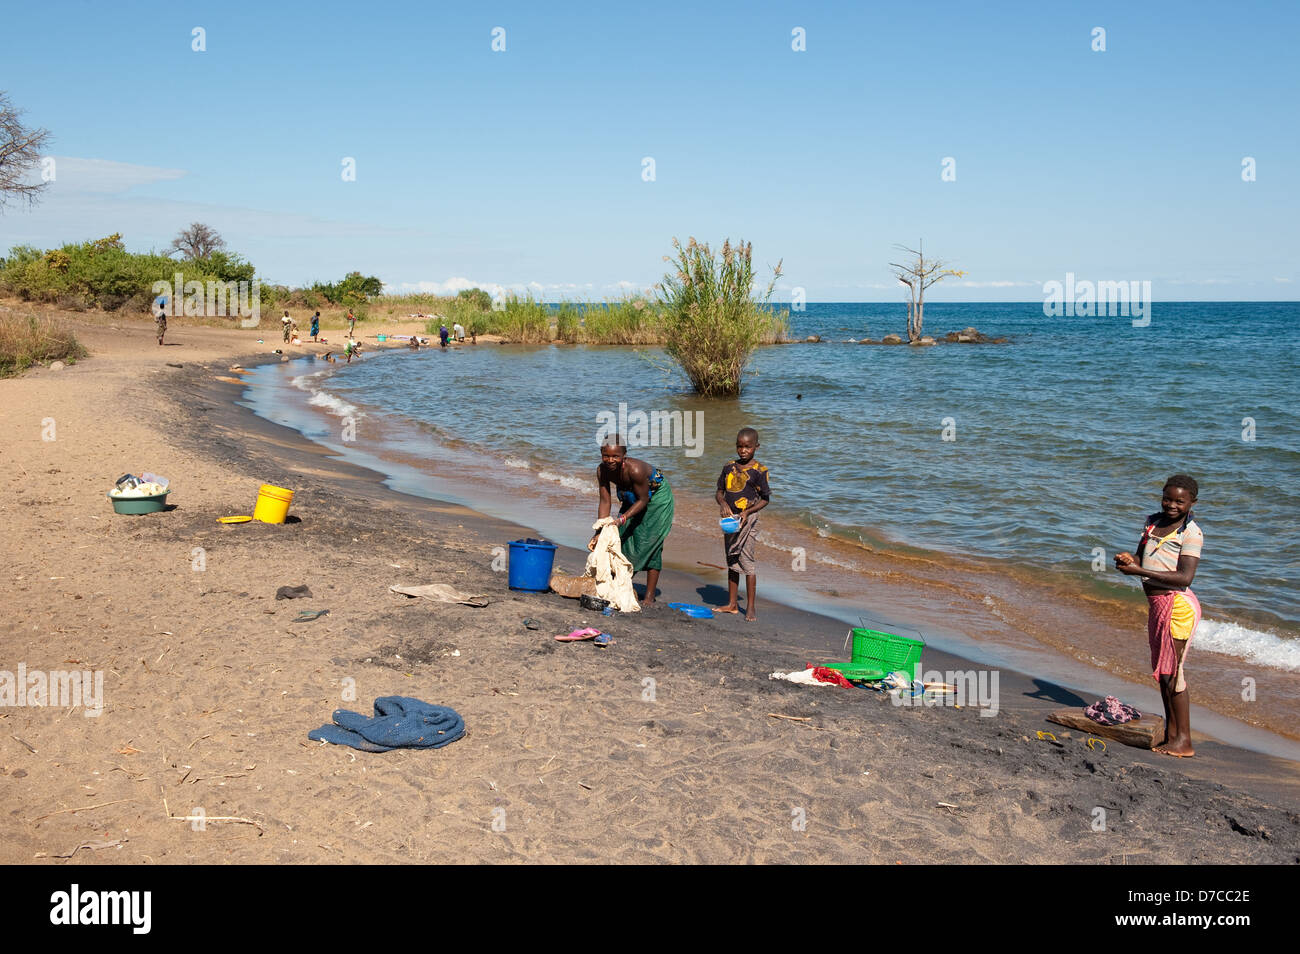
left=1, top=0, right=1296, bottom=301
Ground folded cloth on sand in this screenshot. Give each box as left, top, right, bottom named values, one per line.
left=389, top=583, right=489, bottom=607
left=769, top=668, right=851, bottom=688
left=308, top=696, right=465, bottom=752
left=584, top=518, right=640, bottom=613
left=1084, top=695, right=1142, bottom=726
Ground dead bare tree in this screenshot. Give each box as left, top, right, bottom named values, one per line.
left=889, top=241, right=966, bottom=342
left=169, top=222, right=227, bottom=260
left=0, top=91, right=52, bottom=212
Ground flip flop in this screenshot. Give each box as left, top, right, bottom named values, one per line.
left=593, top=633, right=613, bottom=648
left=295, top=609, right=330, bottom=622
left=555, top=628, right=601, bottom=642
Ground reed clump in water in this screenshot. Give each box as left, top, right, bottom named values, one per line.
left=656, top=237, right=787, bottom=397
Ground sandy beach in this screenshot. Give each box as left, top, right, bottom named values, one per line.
left=2, top=311, right=1298, bottom=865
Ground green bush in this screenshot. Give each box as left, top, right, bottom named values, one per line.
left=657, top=237, right=787, bottom=397
left=0, top=234, right=258, bottom=313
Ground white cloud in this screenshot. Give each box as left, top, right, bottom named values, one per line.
left=1274, top=277, right=1294, bottom=283
left=391, top=277, right=507, bottom=297
left=955, top=279, right=1036, bottom=288
left=39, top=157, right=187, bottom=194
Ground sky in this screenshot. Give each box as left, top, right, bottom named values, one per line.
left=1, top=0, right=1297, bottom=301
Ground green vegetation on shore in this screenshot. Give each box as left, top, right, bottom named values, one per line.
left=0, top=308, right=87, bottom=376
left=0, top=234, right=790, bottom=386
left=0, top=234, right=254, bottom=312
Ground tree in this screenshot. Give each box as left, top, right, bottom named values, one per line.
left=889, top=241, right=966, bottom=342
left=0, top=92, right=52, bottom=213
left=169, top=222, right=227, bottom=260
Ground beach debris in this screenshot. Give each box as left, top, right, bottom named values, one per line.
left=593, top=633, right=613, bottom=649
left=11, top=735, right=37, bottom=754
left=522, top=617, right=542, bottom=630
left=275, top=585, right=313, bottom=600
left=294, top=609, right=330, bottom=622
left=52, top=838, right=127, bottom=859
left=766, top=713, right=812, bottom=723
left=555, top=628, right=601, bottom=643
left=33, top=798, right=136, bottom=821
left=389, top=583, right=489, bottom=607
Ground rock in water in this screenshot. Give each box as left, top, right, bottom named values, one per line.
left=882, top=333, right=903, bottom=345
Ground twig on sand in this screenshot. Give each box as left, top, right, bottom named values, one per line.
left=53, top=838, right=126, bottom=859
left=187, top=734, right=212, bottom=750
left=767, top=713, right=812, bottom=722
left=33, top=798, right=135, bottom=821
left=171, top=814, right=265, bottom=832
left=11, top=734, right=37, bottom=754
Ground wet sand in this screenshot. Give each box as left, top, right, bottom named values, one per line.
left=1, top=312, right=1298, bottom=864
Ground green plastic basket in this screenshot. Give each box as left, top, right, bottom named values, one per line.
left=108, top=491, right=168, bottom=515
left=850, top=627, right=925, bottom=673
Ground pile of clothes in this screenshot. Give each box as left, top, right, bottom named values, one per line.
left=109, top=473, right=168, bottom=498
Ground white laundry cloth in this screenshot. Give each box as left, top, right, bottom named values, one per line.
left=585, top=517, right=640, bottom=613
left=769, top=670, right=835, bottom=687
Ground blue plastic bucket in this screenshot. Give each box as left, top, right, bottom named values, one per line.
left=508, top=538, right=557, bottom=591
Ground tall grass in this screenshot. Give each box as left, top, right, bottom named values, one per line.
left=657, top=237, right=787, bottom=396
left=579, top=296, right=663, bottom=344
left=0, top=311, right=88, bottom=376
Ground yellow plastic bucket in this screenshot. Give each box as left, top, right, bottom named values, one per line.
left=253, top=484, right=294, bottom=524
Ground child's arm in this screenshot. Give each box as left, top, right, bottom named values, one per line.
left=1117, top=554, right=1199, bottom=588
left=716, top=466, right=732, bottom=516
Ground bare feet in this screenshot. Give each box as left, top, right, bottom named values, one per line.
left=1159, top=742, right=1195, bottom=758
left=745, top=612, right=757, bottom=622
left=719, top=604, right=740, bottom=614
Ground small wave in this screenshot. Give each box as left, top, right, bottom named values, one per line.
left=307, top=390, right=362, bottom=419
left=1197, top=619, right=1300, bottom=672
left=538, top=470, right=599, bottom=493
left=504, top=457, right=531, bottom=469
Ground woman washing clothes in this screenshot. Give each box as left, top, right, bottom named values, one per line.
left=590, top=436, right=674, bottom=605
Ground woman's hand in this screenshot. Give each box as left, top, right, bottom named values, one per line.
left=588, top=533, right=599, bottom=552
left=1114, top=551, right=1136, bottom=567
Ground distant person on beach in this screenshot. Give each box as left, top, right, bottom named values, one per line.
left=716, top=427, right=771, bottom=621
left=344, top=337, right=361, bottom=364
left=1114, top=474, right=1204, bottom=758
left=439, top=324, right=450, bottom=348
left=347, top=310, right=357, bottom=337
left=590, top=436, right=674, bottom=605
left=281, top=310, right=292, bottom=343
left=155, top=306, right=167, bottom=346
left=453, top=322, right=465, bottom=341
left=310, top=311, right=320, bottom=342
left=408, top=335, right=420, bottom=350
